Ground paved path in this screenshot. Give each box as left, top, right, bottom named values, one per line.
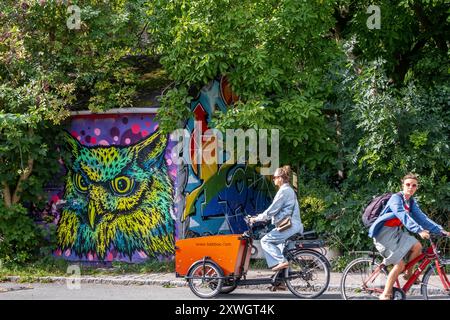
left=1, top=270, right=427, bottom=299
left=0, top=282, right=344, bottom=300
left=2, top=270, right=343, bottom=291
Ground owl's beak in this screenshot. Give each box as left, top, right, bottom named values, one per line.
left=88, top=202, right=96, bottom=229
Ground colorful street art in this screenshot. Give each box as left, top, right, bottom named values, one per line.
left=178, top=77, right=276, bottom=237
left=39, top=76, right=275, bottom=262
left=54, top=115, right=177, bottom=262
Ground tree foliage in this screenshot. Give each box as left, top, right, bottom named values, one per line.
left=148, top=0, right=449, bottom=251
left=149, top=0, right=339, bottom=168
left=0, top=0, right=150, bottom=207
left=0, top=0, right=448, bottom=257
left=0, top=1, right=155, bottom=262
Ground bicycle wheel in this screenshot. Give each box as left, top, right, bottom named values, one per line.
left=421, top=262, right=450, bottom=300
left=340, top=257, right=388, bottom=300
left=284, top=250, right=330, bottom=298
left=187, top=261, right=223, bottom=298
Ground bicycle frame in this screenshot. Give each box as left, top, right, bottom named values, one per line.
left=363, top=238, right=450, bottom=296
left=401, top=240, right=449, bottom=294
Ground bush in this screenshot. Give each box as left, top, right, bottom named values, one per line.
left=330, top=253, right=356, bottom=273
left=298, top=177, right=339, bottom=230
left=299, top=177, right=375, bottom=254
left=0, top=203, right=55, bottom=265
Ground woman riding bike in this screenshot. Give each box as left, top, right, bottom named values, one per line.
left=249, top=166, right=304, bottom=276
left=368, top=172, right=450, bottom=300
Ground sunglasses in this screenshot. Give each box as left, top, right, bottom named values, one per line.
left=405, top=183, right=418, bottom=188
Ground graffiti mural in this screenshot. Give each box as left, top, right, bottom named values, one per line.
left=54, top=114, right=178, bottom=262
left=179, top=77, right=276, bottom=237
left=36, top=77, right=275, bottom=262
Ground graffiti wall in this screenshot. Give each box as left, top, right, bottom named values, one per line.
left=39, top=77, right=274, bottom=262
left=178, top=77, right=276, bottom=238
left=52, top=114, right=178, bottom=262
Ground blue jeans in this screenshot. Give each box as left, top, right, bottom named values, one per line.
left=260, top=222, right=303, bottom=268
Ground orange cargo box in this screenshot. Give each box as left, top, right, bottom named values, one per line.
left=175, top=235, right=251, bottom=277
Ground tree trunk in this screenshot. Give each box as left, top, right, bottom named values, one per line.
left=2, top=183, right=12, bottom=208
left=5, top=127, right=35, bottom=206
left=11, top=157, right=34, bottom=205
left=336, top=113, right=344, bottom=181
left=296, top=162, right=301, bottom=200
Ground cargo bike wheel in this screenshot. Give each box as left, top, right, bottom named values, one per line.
left=187, top=260, right=224, bottom=298
left=284, top=250, right=330, bottom=298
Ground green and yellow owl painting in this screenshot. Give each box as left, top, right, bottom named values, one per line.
left=57, top=130, right=175, bottom=261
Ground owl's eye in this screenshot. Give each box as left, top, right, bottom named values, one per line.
left=74, top=173, right=89, bottom=193
left=111, top=176, right=135, bottom=195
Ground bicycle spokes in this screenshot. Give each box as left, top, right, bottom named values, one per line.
left=285, top=251, right=330, bottom=298
left=341, top=258, right=387, bottom=300
left=421, top=263, right=450, bottom=300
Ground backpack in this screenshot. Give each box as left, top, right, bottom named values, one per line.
left=361, top=192, right=400, bottom=228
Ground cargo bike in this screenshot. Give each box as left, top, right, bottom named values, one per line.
left=175, top=217, right=331, bottom=298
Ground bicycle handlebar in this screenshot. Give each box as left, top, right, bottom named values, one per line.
left=430, top=233, right=449, bottom=241
left=242, top=215, right=255, bottom=238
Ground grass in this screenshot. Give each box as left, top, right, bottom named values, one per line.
left=0, top=257, right=270, bottom=280
left=0, top=257, right=176, bottom=280
left=108, top=259, right=175, bottom=274
left=0, top=257, right=70, bottom=279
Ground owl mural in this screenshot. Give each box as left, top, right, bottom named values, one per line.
left=57, top=130, right=175, bottom=261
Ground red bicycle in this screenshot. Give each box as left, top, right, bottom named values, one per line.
left=340, top=235, right=450, bottom=300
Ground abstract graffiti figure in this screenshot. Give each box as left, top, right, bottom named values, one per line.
left=57, top=130, right=174, bottom=260
left=180, top=77, right=275, bottom=237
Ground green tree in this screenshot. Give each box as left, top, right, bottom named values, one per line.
left=149, top=0, right=340, bottom=170
left=0, top=0, right=150, bottom=208
left=0, top=1, right=154, bottom=262
left=149, top=1, right=449, bottom=254
left=334, top=0, right=450, bottom=85
left=311, top=0, right=450, bottom=250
